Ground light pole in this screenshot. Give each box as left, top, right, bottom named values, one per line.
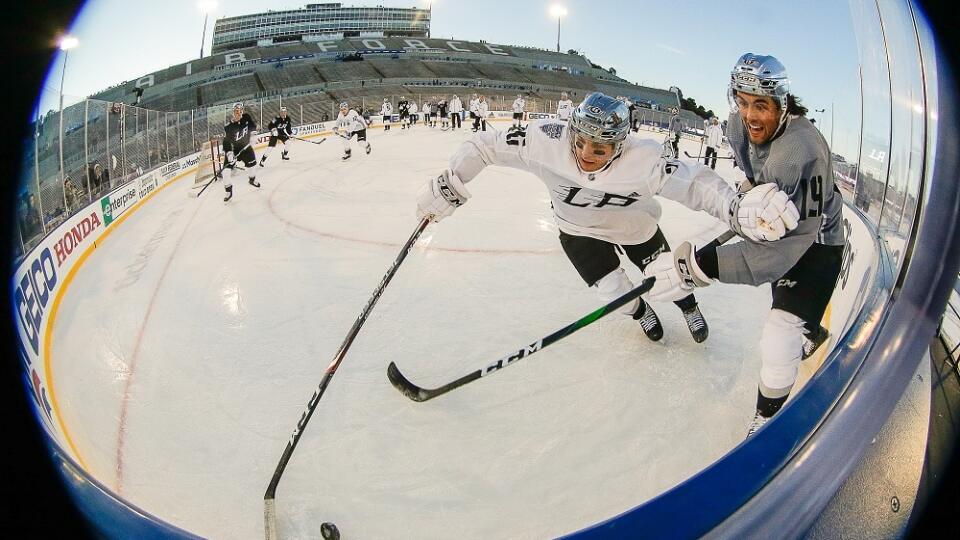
left=550, top=5, right=567, bottom=53
left=199, top=1, right=217, bottom=59
left=58, top=35, right=78, bottom=212
left=426, top=1, right=432, bottom=39
left=815, top=104, right=834, bottom=149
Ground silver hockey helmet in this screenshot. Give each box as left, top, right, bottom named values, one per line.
left=561, top=91, right=568, bottom=99
left=232, top=102, right=244, bottom=112
left=568, top=92, right=631, bottom=168
left=383, top=97, right=389, bottom=103
left=339, top=101, right=349, bottom=110
left=729, top=53, right=791, bottom=133
left=729, top=53, right=790, bottom=109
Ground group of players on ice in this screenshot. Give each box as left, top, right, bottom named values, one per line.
left=221, top=53, right=843, bottom=436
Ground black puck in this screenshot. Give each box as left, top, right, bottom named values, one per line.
left=320, top=521, right=340, bottom=540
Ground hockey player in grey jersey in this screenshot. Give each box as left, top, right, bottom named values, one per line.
left=645, top=53, right=845, bottom=437
left=415, top=92, right=800, bottom=344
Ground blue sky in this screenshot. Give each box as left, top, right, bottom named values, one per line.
left=39, top=0, right=861, bottom=157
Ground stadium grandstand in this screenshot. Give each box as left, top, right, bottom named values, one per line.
left=19, top=27, right=708, bottom=259
left=211, top=3, right=432, bottom=54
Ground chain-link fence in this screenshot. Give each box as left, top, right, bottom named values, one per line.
left=14, top=90, right=707, bottom=260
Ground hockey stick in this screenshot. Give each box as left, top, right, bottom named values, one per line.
left=290, top=135, right=326, bottom=146
left=683, top=150, right=734, bottom=160
left=387, top=277, right=656, bottom=403
left=264, top=217, right=431, bottom=540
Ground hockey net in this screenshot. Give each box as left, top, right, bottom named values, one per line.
left=188, top=138, right=223, bottom=197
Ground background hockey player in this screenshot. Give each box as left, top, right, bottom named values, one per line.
left=437, top=97, right=449, bottom=130
left=472, top=95, right=489, bottom=132
left=667, top=109, right=683, bottom=157
left=380, top=98, right=393, bottom=131
left=449, top=94, right=463, bottom=130
left=259, top=106, right=293, bottom=167
left=415, top=92, right=799, bottom=344
left=334, top=101, right=371, bottom=161
left=221, top=102, right=261, bottom=202
left=422, top=100, right=433, bottom=127
left=643, top=53, right=843, bottom=437
left=469, top=93, right=479, bottom=129
left=511, top=94, right=526, bottom=127
left=556, top=91, right=574, bottom=120
left=408, top=100, right=419, bottom=129
left=703, top=116, right=723, bottom=169
left=398, top=97, right=410, bottom=130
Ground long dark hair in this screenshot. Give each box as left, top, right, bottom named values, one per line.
left=786, top=94, right=808, bottom=116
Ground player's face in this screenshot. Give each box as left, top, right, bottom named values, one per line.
left=280, top=110, right=287, bottom=118
left=233, top=109, right=242, bottom=122
left=572, top=134, right=617, bottom=172
left=734, top=91, right=780, bottom=144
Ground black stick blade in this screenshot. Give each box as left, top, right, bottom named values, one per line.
left=387, top=362, right=430, bottom=402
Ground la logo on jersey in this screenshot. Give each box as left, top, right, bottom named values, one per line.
left=558, top=186, right=640, bottom=209
left=776, top=278, right=797, bottom=288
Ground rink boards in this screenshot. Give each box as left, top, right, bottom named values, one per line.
left=11, top=119, right=881, bottom=538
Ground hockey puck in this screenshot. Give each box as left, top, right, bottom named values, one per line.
left=320, top=521, right=340, bottom=540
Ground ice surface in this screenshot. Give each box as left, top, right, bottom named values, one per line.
left=51, top=122, right=774, bottom=539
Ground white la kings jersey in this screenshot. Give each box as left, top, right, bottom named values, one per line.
left=512, top=98, right=525, bottom=113
left=450, top=120, right=738, bottom=245
left=556, top=99, right=574, bottom=120
left=336, top=110, right=367, bottom=133
left=380, top=102, right=393, bottom=116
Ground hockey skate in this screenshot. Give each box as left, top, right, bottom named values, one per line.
left=633, top=300, right=663, bottom=342
left=746, top=411, right=769, bottom=437
left=682, top=305, right=709, bottom=343
left=223, top=185, right=233, bottom=202
left=365, top=144, right=371, bottom=155
left=249, top=178, right=260, bottom=188
left=281, top=152, right=290, bottom=161
left=259, top=156, right=267, bottom=167
left=342, top=150, right=352, bottom=161
left=801, top=324, right=830, bottom=360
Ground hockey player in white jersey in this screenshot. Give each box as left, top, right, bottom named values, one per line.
left=511, top=94, right=526, bottom=127
left=408, top=101, right=419, bottom=129
left=380, top=98, right=394, bottom=131
left=422, top=100, right=433, bottom=127
left=556, top=91, right=574, bottom=120
left=415, top=92, right=799, bottom=343
left=334, top=102, right=371, bottom=160
left=472, top=95, right=489, bottom=132
left=643, top=53, right=843, bottom=436
left=449, top=94, right=463, bottom=130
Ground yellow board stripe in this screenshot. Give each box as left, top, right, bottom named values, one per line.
left=43, top=167, right=198, bottom=471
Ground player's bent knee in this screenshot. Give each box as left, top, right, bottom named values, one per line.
left=759, top=309, right=805, bottom=391
left=594, top=268, right=637, bottom=315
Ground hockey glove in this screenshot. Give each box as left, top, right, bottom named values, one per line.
left=416, top=170, right=471, bottom=223
left=225, top=151, right=236, bottom=168
left=729, top=183, right=800, bottom=242
left=271, top=128, right=279, bottom=137
left=644, top=241, right=712, bottom=303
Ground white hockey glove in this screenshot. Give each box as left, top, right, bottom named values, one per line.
left=271, top=128, right=279, bottom=137
left=225, top=151, right=236, bottom=167
left=728, top=183, right=800, bottom=242
left=416, top=170, right=471, bottom=223
left=644, top=241, right=712, bottom=303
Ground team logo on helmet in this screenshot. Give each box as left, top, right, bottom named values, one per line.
left=586, top=105, right=603, bottom=115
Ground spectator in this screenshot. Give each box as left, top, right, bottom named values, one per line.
left=88, top=163, right=110, bottom=194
